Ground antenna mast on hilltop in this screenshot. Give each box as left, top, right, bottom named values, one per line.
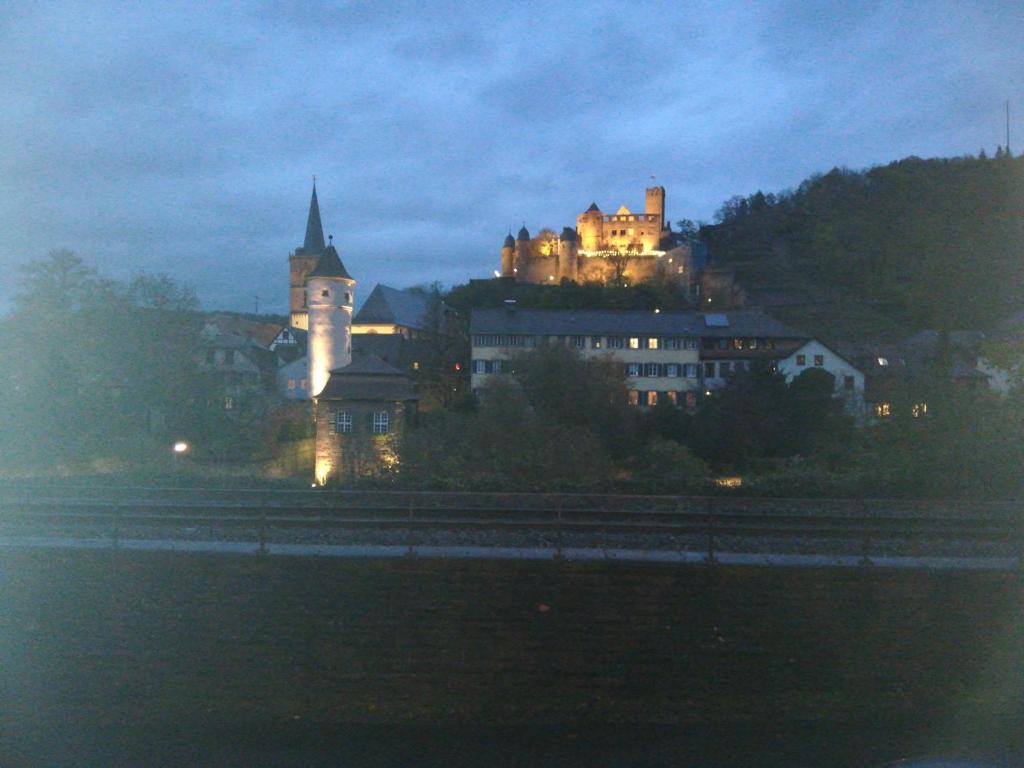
left=1007, top=100, right=1011, bottom=155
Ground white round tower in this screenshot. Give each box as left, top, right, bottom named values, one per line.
left=306, top=240, right=355, bottom=397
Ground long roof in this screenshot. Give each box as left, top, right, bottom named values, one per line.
left=317, top=353, right=418, bottom=401
left=354, top=284, right=432, bottom=329
left=470, top=308, right=804, bottom=338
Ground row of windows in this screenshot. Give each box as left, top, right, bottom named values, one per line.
left=473, top=334, right=700, bottom=350
left=795, top=354, right=825, bottom=367
left=702, top=338, right=777, bottom=351
left=874, top=401, right=928, bottom=419
left=624, top=362, right=700, bottom=378
left=627, top=390, right=700, bottom=408
left=703, top=361, right=751, bottom=378
left=330, top=410, right=390, bottom=435
left=601, top=214, right=658, bottom=223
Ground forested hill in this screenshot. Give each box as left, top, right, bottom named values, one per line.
left=699, top=153, right=1024, bottom=341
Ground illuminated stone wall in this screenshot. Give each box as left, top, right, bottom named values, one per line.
left=314, top=399, right=406, bottom=485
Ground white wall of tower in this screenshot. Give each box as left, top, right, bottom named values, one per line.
left=307, top=275, right=354, bottom=397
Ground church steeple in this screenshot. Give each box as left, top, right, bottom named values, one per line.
left=303, top=181, right=326, bottom=254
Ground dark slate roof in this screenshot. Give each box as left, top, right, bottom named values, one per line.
left=318, top=353, right=418, bottom=401
left=517, top=226, right=530, bottom=241
left=353, top=333, right=428, bottom=371
left=307, top=245, right=353, bottom=280
left=470, top=308, right=805, bottom=338
left=560, top=227, right=577, bottom=241
left=585, top=202, right=601, bottom=213
left=353, top=284, right=432, bottom=330
left=301, top=183, right=326, bottom=254
left=503, top=233, right=516, bottom=248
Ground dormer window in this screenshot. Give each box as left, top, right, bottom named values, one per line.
left=321, top=290, right=329, bottom=298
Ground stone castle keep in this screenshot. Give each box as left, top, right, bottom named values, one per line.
left=499, top=186, right=698, bottom=287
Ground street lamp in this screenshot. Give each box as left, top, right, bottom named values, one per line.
left=172, top=441, right=189, bottom=486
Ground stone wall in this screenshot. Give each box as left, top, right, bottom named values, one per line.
left=314, top=399, right=405, bottom=483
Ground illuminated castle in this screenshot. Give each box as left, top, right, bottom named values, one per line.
left=499, top=186, right=700, bottom=287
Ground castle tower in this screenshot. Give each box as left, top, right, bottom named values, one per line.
left=514, top=225, right=530, bottom=283
left=306, top=240, right=355, bottom=397
left=500, top=233, right=515, bottom=277
left=645, top=186, right=665, bottom=230
left=576, top=202, right=603, bottom=251
left=557, top=227, right=578, bottom=282
left=288, top=182, right=327, bottom=330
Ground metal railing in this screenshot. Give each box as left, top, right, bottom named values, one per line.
left=0, top=488, right=1020, bottom=565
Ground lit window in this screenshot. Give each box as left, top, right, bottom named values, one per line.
left=592, top=337, right=603, bottom=349
left=412, top=361, right=419, bottom=370
left=875, top=402, right=892, bottom=418
left=912, top=402, right=928, bottom=418
left=645, top=363, right=659, bottom=377
left=372, top=411, right=389, bottom=434
left=335, top=411, right=352, bottom=434
left=814, top=355, right=824, bottom=367
left=627, top=363, right=641, bottom=377
left=628, top=337, right=640, bottom=349
left=877, top=357, right=889, bottom=367
left=733, top=338, right=744, bottom=350
left=666, top=391, right=678, bottom=405
left=224, top=396, right=234, bottom=410
left=628, top=390, right=639, bottom=406
left=647, top=338, right=659, bottom=350
left=796, top=355, right=806, bottom=366
left=685, top=391, right=698, bottom=408
left=646, top=391, right=658, bottom=406
left=749, top=339, right=758, bottom=350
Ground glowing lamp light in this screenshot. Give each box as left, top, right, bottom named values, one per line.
left=173, top=441, right=189, bottom=454
left=493, top=270, right=501, bottom=277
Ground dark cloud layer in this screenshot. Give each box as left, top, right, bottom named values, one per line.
left=1, top=0, right=1021, bottom=314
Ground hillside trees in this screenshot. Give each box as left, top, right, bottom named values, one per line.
left=700, top=154, right=1024, bottom=333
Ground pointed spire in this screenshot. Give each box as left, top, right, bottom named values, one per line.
left=303, top=180, right=326, bottom=254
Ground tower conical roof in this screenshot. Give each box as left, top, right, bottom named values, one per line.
left=302, top=183, right=326, bottom=254
left=307, top=244, right=353, bottom=280
left=517, top=226, right=530, bottom=241
left=503, top=232, right=515, bottom=248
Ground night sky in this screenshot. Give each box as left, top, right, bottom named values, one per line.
left=2, top=1, right=1021, bottom=315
